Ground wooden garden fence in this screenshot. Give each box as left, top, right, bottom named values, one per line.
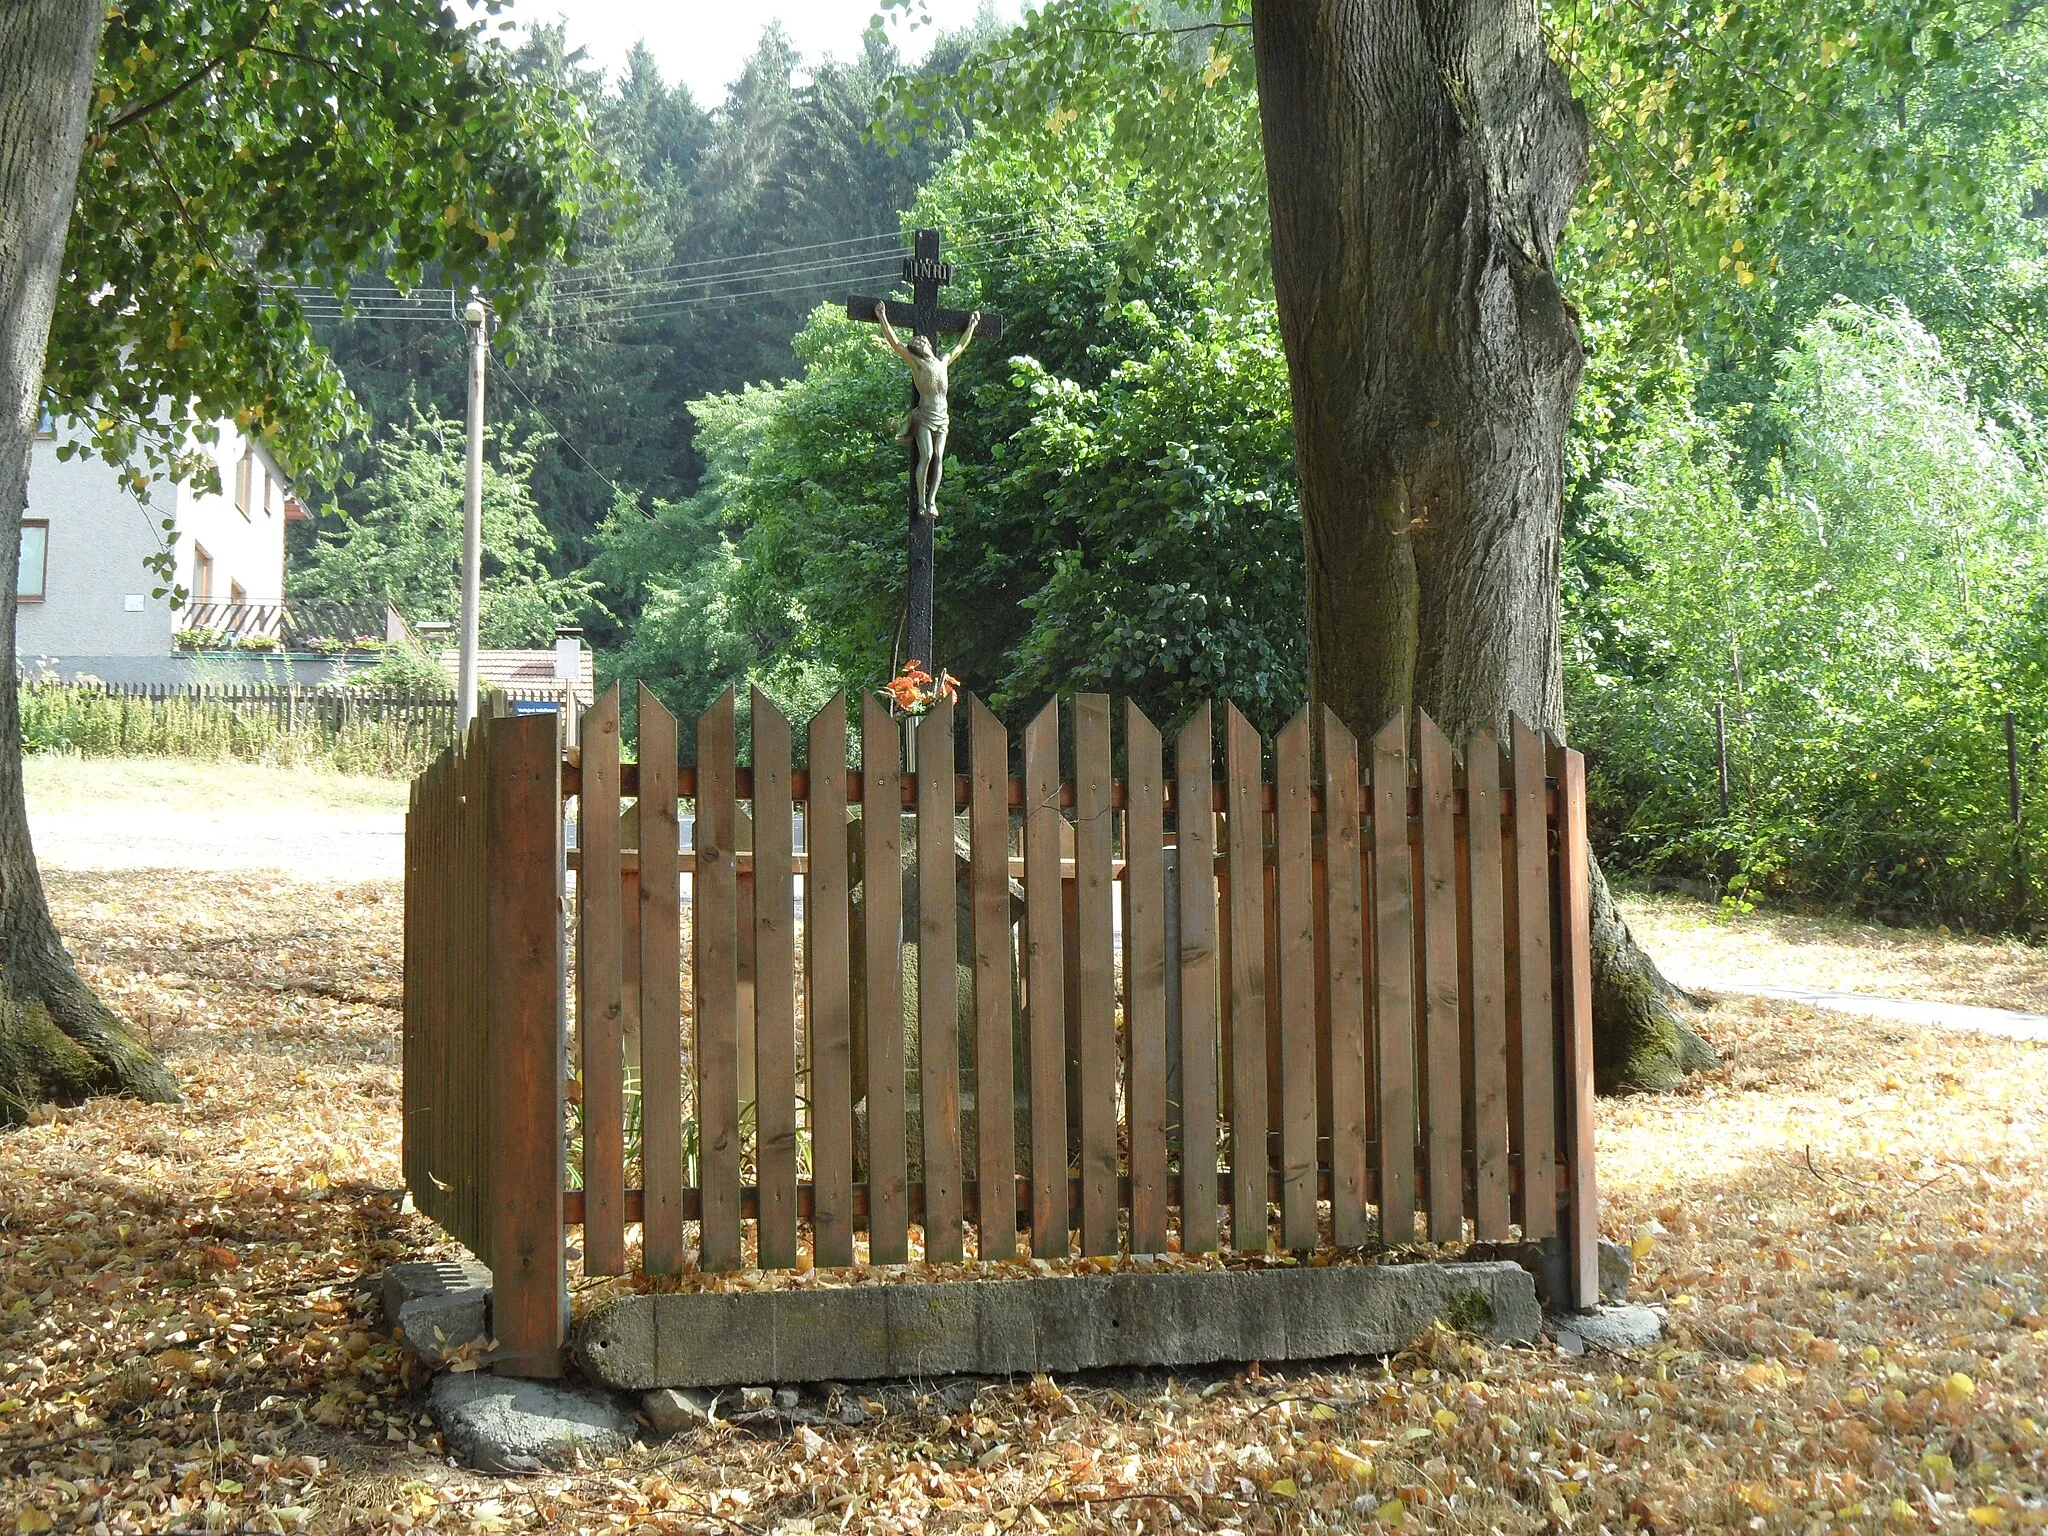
left=402, top=688, right=1600, bottom=1378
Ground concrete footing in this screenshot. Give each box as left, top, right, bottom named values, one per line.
left=573, top=1260, right=1541, bottom=1392
left=382, top=1259, right=492, bottom=1366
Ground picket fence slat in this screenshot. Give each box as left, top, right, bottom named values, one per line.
left=1273, top=710, right=1317, bottom=1250
left=578, top=687, right=626, bottom=1275
left=1371, top=711, right=1417, bottom=1245
left=638, top=687, right=686, bottom=1273
left=1223, top=704, right=1267, bottom=1252
left=696, top=689, right=743, bottom=1271
left=1467, top=729, right=1512, bottom=1241
left=1558, top=743, right=1601, bottom=1307
left=1511, top=715, right=1557, bottom=1242
left=806, top=697, right=855, bottom=1267
left=1321, top=707, right=1371, bottom=1246
left=917, top=700, right=965, bottom=1262
left=752, top=689, right=799, bottom=1270
left=1418, top=711, right=1463, bottom=1243
left=1174, top=705, right=1220, bottom=1255
left=968, top=699, right=1017, bottom=1261
left=1122, top=701, right=1168, bottom=1256
left=1072, top=695, right=1118, bottom=1258
left=1022, top=699, right=1068, bottom=1257
left=862, top=694, right=909, bottom=1264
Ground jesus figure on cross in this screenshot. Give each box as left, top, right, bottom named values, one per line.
left=873, top=300, right=980, bottom=519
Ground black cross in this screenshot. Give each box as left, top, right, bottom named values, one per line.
left=846, top=228, right=1004, bottom=687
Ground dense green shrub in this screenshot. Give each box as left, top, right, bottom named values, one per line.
left=18, top=679, right=449, bottom=778
left=1568, top=301, right=2048, bottom=926
left=292, top=408, right=592, bottom=647
left=592, top=132, right=1305, bottom=739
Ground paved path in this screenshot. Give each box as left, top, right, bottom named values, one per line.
left=29, top=805, right=406, bottom=882
left=1672, top=974, right=2048, bottom=1044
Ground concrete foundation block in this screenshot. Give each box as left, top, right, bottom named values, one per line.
left=431, top=1372, right=635, bottom=1474
left=1567, top=1304, right=1662, bottom=1351
left=886, top=1284, right=980, bottom=1378
left=382, top=1259, right=490, bottom=1329
left=573, top=1288, right=657, bottom=1389
left=573, top=1260, right=1541, bottom=1391
left=974, top=1279, right=1039, bottom=1375
left=382, top=1260, right=492, bottom=1366
left=397, top=1291, right=489, bottom=1367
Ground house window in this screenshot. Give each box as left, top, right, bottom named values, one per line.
left=18, top=521, right=47, bottom=602
left=34, top=406, right=55, bottom=440
left=230, top=581, right=246, bottom=606
left=262, top=467, right=273, bottom=516
left=193, top=544, right=213, bottom=602
left=235, top=449, right=253, bottom=518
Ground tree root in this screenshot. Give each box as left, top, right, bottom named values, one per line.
left=1589, top=853, right=1720, bottom=1093
left=0, top=954, right=178, bottom=1126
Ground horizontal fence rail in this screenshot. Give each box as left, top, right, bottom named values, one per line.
left=401, top=687, right=1600, bottom=1376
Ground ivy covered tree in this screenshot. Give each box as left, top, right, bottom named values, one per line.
left=0, top=0, right=609, bottom=1120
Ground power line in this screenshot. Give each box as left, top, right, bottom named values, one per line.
left=546, top=253, right=913, bottom=306
left=487, top=354, right=651, bottom=518
left=270, top=209, right=1043, bottom=312
left=543, top=223, right=1048, bottom=306
left=280, top=220, right=1097, bottom=334
left=285, top=235, right=974, bottom=312
left=542, top=207, right=1029, bottom=293
left=543, top=230, right=1068, bottom=330
left=547, top=268, right=934, bottom=329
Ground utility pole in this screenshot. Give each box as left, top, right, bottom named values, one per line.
left=458, top=292, right=491, bottom=732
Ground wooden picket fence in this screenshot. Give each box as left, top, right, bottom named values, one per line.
left=401, top=687, right=1599, bottom=1378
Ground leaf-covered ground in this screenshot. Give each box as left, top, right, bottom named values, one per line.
left=2, top=869, right=2044, bottom=1534
left=1616, top=890, right=2048, bottom=1013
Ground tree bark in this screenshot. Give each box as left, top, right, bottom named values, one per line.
left=0, top=0, right=177, bottom=1123
left=1249, top=0, right=1716, bottom=1092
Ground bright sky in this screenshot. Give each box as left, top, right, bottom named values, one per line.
left=502, top=0, right=1021, bottom=106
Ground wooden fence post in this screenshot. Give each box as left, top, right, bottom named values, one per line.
left=1557, top=745, right=1601, bottom=1310
left=485, top=711, right=567, bottom=1376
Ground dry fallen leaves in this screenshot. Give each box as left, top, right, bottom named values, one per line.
left=0, top=868, right=2043, bottom=1534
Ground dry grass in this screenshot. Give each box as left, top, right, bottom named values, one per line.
left=1620, top=888, right=2048, bottom=1013
left=1, top=871, right=2044, bottom=1534
left=23, top=756, right=411, bottom=819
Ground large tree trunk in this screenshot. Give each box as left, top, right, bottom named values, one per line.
left=1249, top=0, right=1716, bottom=1092
left=0, top=1, right=177, bottom=1123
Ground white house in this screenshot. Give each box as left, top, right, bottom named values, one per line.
left=19, top=407, right=304, bottom=678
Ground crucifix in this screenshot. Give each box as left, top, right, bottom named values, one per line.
left=846, top=228, right=1005, bottom=683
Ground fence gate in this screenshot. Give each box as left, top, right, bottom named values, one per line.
left=401, top=706, right=566, bottom=1376
left=402, top=689, right=1600, bottom=1377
